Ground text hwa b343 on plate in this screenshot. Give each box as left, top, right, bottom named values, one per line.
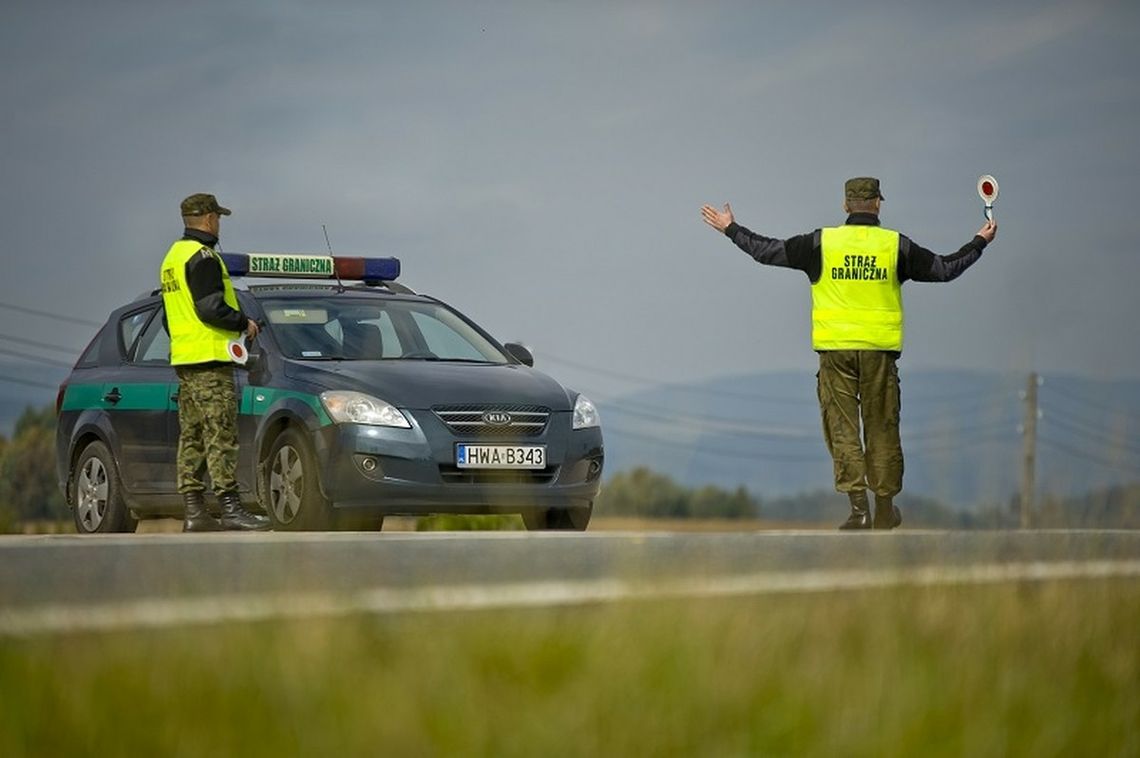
left=456, top=444, right=546, bottom=469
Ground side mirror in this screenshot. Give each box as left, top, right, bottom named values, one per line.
left=503, top=342, right=534, bottom=367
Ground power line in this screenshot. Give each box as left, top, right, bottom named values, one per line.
left=0, top=332, right=84, bottom=356
left=1043, top=400, right=1140, bottom=445
left=540, top=353, right=817, bottom=405
left=0, top=373, right=61, bottom=390
left=1038, top=436, right=1139, bottom=475
left=904, top=385, right=1003, bottom=404
left=602, top=402, right=818, bottom=442
left=546, top=352, right=1018, bottom=414
left=1042, top=382, right=1140, bottom=421
left=0, top=347, right=75, bottom=369
left=0, top=301, right=102, bottom=327
left=902, top=420, right=1017, bottom=442
left=906, top=431, right=1017, bottom=455
left=900, top=395, right=1015, bottom=423
left=604, top=420, right=1011, bottom=463
left=603, top=422, right=825, bottom=463
left=600, top=390, right=1014, bottom=446
left=1041, top=414, right=1140, bottom=457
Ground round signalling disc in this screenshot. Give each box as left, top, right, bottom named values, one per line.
left=977, top=174, right=999, bottom=205
left=227, top=339, right=248, bottom=365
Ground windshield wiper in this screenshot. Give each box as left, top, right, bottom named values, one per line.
left=438, top=358, right=502, bottom=364
left=392, top=356, right=502, bottom=364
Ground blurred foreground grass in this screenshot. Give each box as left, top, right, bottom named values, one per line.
left=2, top=579, right=1137, bottom=757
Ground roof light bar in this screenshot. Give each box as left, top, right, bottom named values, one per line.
left=221, top=253, right=400, bottom=282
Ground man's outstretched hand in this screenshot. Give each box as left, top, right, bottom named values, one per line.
left=976, top=219, right=997, bottom=243
left=701, top=203, right=734, bottom=233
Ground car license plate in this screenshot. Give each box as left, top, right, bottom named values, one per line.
left=456, top=444, right=546, bottom=469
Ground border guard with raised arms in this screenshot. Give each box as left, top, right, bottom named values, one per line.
left=702, top=178, right=997, bottom=530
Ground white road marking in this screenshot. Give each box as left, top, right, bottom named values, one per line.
left=2, top=559, right=1138, bottom=637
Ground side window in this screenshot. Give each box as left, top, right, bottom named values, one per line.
left=409, top=311, right=485, bottom=360
left=133, top=309, right=171, bottom=364
left=118, top=309, right=154, bottom=358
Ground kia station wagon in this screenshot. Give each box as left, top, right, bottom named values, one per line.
left=56, top=253, right=604, bottom=532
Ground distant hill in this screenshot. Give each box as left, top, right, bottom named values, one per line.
left=600, top=369, right=1140, bottom=509
left=6, top=361, right=1136, bottom=511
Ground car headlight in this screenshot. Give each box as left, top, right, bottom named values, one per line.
left=572, top=394, right=600, bottom=430
left=320, top=391, right=411, bottom=428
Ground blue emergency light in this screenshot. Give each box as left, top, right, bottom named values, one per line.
left=221, top=253, right=400, bottom=283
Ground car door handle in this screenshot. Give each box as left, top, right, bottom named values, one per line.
left=171, top=392, right=180, bottom=404
left=103, top=388, right=122, bottom=404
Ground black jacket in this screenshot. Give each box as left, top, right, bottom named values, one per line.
left=724, top=213, right=987, bottom=284
left=180, top=228, right=247, bottom=332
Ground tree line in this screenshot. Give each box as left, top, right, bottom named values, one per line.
left=0, top=405, right=68, bottom=532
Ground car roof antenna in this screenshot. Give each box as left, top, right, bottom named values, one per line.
left=322, top=224, right=346, bottom=293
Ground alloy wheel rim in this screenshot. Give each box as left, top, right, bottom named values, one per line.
left=269, top=445, right=304, bottom=523
left=76, top=457, right=108, bottom=531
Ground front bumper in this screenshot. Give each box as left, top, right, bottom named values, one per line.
left=311, top=410, right=604, bottom=515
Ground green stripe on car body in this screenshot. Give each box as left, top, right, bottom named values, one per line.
left=60, top=383, right=115, bottom=412
left=61, top=382, right=332, bottom=426
left=241, top=386, right=333, bottom=426
left=60, top=382, right=171, bottom=412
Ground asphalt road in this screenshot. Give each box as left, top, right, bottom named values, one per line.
left=2, top=530, right=1139, bottom=635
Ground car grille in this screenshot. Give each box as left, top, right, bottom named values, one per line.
left=438, top=465, right=559, bottom=485
left=432, top=404, right=551, bottom=439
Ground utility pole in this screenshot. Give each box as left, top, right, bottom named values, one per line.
left=1020, top=372, right=1038, bottom=529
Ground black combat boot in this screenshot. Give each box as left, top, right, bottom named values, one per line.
left=183, top=491, right=223, bottom=533
left=218, top=492, right=272, bottom=531
left=873, top=494, right=902, bottom=530
left=839, top=490, right=872, bottom=530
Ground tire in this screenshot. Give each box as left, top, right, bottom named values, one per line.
left=522, top=503, right=592, bottom=531
left=264, top=427, right=333, bottom=531
left=71, top=441, right=138, bottom=534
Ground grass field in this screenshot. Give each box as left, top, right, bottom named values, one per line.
left=2, top=578, right=1137, bottom=756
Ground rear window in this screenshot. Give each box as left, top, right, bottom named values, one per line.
left=118, top=309, right=154, bottom=357
left=75, top=325, right=108, bottom=367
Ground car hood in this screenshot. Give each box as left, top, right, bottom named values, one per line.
left=283, top=360, right=575, bottom=411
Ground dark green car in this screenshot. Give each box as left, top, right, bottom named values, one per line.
left=55, top=254, right=604, bottom=533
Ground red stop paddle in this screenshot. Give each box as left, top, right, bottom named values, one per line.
left=977, top=175, right=999, bottom=221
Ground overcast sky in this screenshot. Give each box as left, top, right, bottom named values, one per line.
left=2, top=0, right=1138, bottom=406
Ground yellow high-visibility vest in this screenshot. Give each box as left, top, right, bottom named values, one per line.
left=160, top=240, right=241, bottom=365
left=811, top=225, right=903, bottom=351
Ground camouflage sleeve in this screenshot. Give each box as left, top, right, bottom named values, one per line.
left=185, top=249, right=247, bottom=332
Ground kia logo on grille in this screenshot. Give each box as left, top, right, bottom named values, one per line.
left=482, top=411, right=512, bottom=426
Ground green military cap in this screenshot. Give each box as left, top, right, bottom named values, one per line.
left=180, top=193, right=232, bottom=216
left=844, top=177, right=884, bottom=201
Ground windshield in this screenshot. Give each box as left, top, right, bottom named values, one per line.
left=259, top=297, right=509, bottom=363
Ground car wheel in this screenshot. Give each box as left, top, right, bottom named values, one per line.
left=72, top=441, right=138, bottom=534
left=265, top=427, right=332, bottom=531
left=522, top=503, right=591, bottom=531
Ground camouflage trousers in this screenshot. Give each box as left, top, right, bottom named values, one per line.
left=816, top=350, right=903, bottom=498
left=175, top=365, right=239, bottom=496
